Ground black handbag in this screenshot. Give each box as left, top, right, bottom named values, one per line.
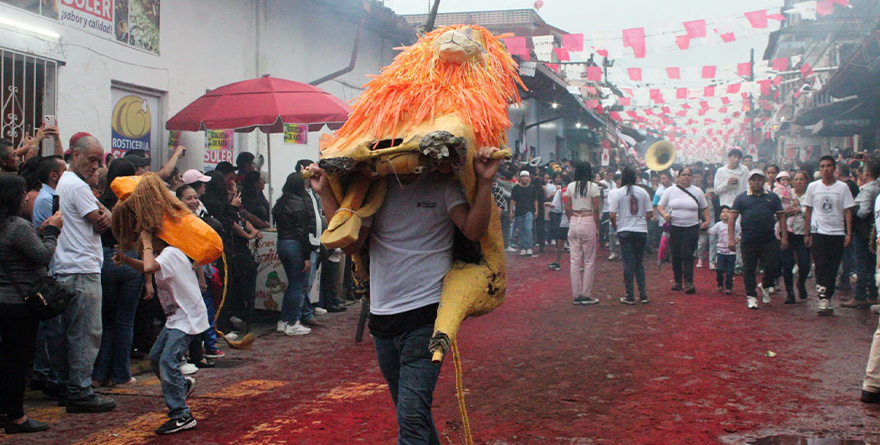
left=0, top=259, right=73, bottom=320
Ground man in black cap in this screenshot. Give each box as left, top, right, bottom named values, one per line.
left=728, top=168, right=787, bottom=309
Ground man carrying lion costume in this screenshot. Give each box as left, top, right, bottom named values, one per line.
left=307, top=24, right=522, bottom=442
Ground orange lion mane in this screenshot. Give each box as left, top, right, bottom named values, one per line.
left=332, top=25, right=525, bottom=150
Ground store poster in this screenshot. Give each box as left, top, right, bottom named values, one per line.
left=283, top=123, right=308, bottom=145
left=203, top=129, right=234, bottom=171
left=253, top=232, right=320, bottom=312
left=0, top=0, right=59, bottom=18
left=110, top=91, right=157, bottom=159
left=1, top=0, right=160, bottom=54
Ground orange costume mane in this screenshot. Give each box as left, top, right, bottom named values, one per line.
left=332, top=25, right=524, bottom=151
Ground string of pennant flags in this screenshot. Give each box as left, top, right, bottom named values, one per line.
left=503, top=0, right=850, bottom=160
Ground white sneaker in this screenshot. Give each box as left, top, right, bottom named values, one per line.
left=709, top=262, right=716, bottom=270
left=696, top=259, right=704, bottom=268
left=230, top=316, right=244, bottom=330
left=313, top=307, right=328, bottom=316
left=520, top=249, right=528, bottom=256
left=276, top=321, right=288, bottom=333
left=225, top=331, right=240, bottom=341
left=285, top=321, right=311, bottom=336
left=817, top=298, right=833, bottom=315
left=505, top=246, right=517, bottom=252
left=792, top=265, right=799, bottom=276
left=180, top=361, right=198, bottom=375
left=527, top=249, right=534, bottom=256
left=747, top=296, right=758, bottom=309
left=758, top=284, right=771, bottom=304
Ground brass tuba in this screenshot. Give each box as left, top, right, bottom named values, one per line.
left=645, top=140, right=677, bottom=172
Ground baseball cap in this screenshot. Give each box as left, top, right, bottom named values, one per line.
left=182, top=169, right=211, bottom=185
left=748, top=169, right=765, bottom=179
left=519, top=170, right=530, bottom=177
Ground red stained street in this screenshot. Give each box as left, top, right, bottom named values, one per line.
left=6, top=249, right=880, bottom=444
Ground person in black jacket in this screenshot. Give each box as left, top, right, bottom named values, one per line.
left=272, top=172, right=315, bottom=336
left=0, top=174, right=63, bottom=434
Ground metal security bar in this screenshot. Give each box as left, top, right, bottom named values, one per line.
left=1, top=48, right=57, bottom=148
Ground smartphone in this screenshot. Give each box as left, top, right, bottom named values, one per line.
left=42, top=115, right=56, bottom=155
left=52, top=195, right=60, bottom=213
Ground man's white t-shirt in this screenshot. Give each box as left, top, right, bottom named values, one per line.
left=804, top=180, right=856, bottom=236
left=714, top=165, right=749, bottom=207
left=658, top=185, right=708, bottom=228
left=53, top=171, right=102, bottom=274
left=155, top=247, right=210, bottom=335
left=600, top=180, right=616, bottom=212
left=366, top=172, right=467, bottom=316
left=608, top=186, right=652, bottom=233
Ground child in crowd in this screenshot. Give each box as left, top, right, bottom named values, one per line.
left=707, top=206, right=741, bottom=294
left=773, top=171, right=793, bottom=209
left=115, top=231, right=207, bottom=435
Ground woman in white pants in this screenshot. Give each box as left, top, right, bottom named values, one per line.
left=565, top=161, right=601, bottom=305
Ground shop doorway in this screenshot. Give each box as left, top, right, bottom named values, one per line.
left=0, top=48, right=58, bottom=150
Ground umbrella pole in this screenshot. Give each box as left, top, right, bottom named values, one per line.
left=267, top=134, right=273, bottom=224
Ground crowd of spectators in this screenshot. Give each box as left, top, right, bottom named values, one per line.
left=0, top=129, right=350, bottom=434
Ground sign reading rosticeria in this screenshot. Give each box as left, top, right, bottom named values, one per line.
left=283, top=123, right=308, bottom=145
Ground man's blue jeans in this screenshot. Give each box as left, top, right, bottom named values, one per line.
left=51, top=273, right=102, bottom=400
left=374, top=325, right=442, bottom=445
left=618, top=231, right=647, bottom=301
left=277, top=239, right=308, bottom=325
left=94, top=248, right=145, bottom=384
left=514, top=212, right=534, bottom=250
left=854, top=234, right=878, bottom=301
left=149, top=327, right=193, bottom=420
left=301, top=250, right=320, bottom=320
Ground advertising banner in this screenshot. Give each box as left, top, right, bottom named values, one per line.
left=59, top=0, right=114, bottom=40
left=1, top=0, right=160, bottom=54
left=110, top=93, right=152, bottom=158
left=203, top=130, right=234, bottom=171
left=283, top=123, right=308, bottom=145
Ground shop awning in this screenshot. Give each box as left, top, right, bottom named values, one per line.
left=793, top=97, right=862, bottom=126
left=810, top=98, right=878, bottom=137
left=823, top=28, right=880, bottom=98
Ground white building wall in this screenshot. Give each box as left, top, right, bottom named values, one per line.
left=0, top=0, right=413, bottom=203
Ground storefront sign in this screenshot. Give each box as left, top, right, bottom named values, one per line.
left=2, top=0, right=160, bottom=54
left=110, top=93, right=152, bottom=157
left=59, top=0, right=114, bottom=40
left=203, top=130, right=234, bottom=170
left=601, top=146, right=610, bottom=166
left=283, top=123, right=308, bottom=144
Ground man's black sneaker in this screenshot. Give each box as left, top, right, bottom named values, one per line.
left=548, top=262, right=561, bottom=271
left=195, top=358, right=215, bottom=369
left=326, top=305, right=346, bottom=313
left=29, top=379, right=47, bottom=392
left=573, top=296, right=599, bottom=305
left=66, top=394, right=116, bottom=413
left=862, top=390, right=880, bottom=403
left=155, top=414, right=197, bottom=435
left=184, top=377, right=196, bottom=399
left=4, top=417, right=49, bottom=434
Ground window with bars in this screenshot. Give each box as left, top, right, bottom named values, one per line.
left=1, top=49, right=58, bottom=149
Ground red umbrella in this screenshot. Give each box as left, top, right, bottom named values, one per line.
left=165, top=75, right=352, bottom=207
left=166, top=75, right=351, bottom=133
